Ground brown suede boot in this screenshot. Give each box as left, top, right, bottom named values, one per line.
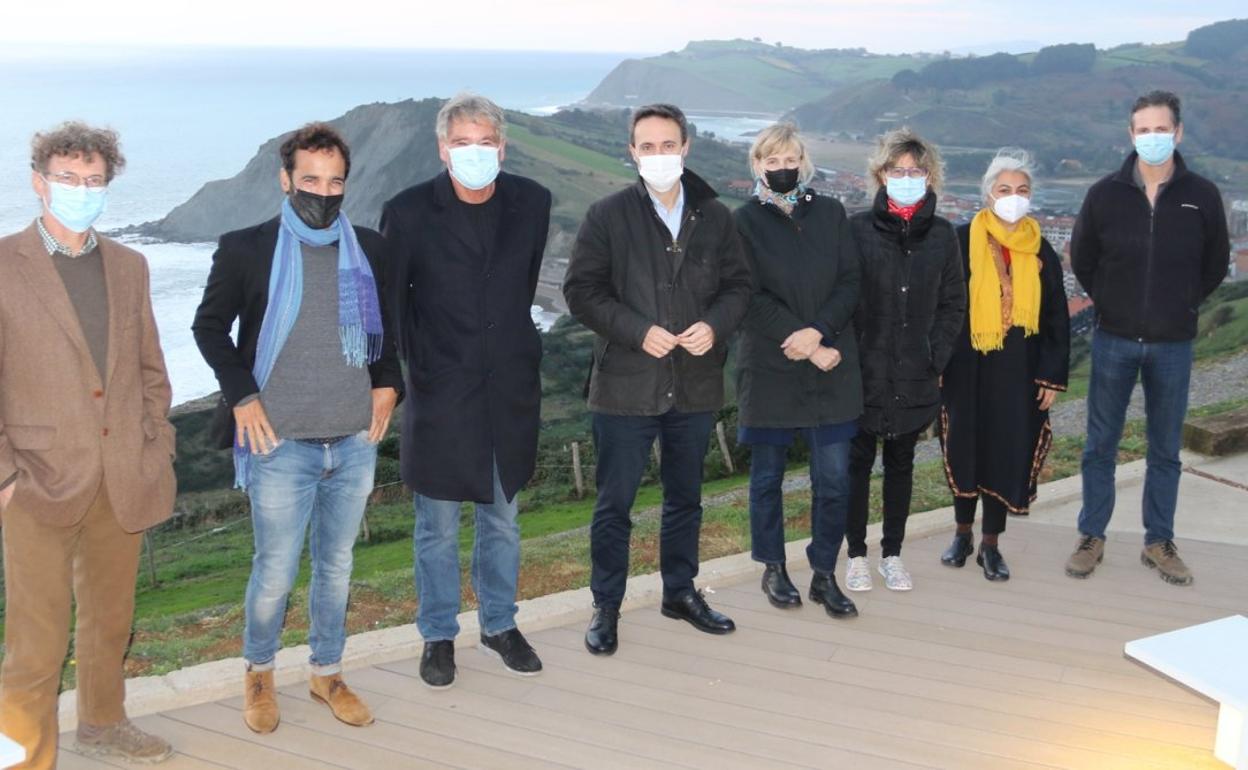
left=75, top=719, right=174, bottom=764
left=1142, top=540, right=1194, bottom=586
left=243, top=669, right=280, bottom=733
left=1065, top=535, right=1105, bottom=578
left=310, top=673, right=374, bottom=726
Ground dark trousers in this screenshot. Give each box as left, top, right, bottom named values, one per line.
left=589, top=410, right=715, bottom=609
left=748, top=437, right=851, bottom=574
left=954, top=495, right=1008, bottom=536
left=846, top=427, right=922, bottom=558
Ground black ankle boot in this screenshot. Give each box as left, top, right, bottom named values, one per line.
left=941, top=532, right=974, bottom=567
left=976, top=543, right=1011, bottom=581
left=809, top=571, right=858, bottom=618
left=761, top=563, right=802, bottom=609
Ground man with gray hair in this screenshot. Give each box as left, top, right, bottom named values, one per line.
left=382, top=93, right=552, bottom=689
left=0, top=122, right=176, bottom=767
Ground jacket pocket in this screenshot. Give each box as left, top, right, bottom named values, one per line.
left=598, top=343, right=651, bottom=375
left=5, top=424, right=56, bottom=450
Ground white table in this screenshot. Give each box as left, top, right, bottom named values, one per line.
left=1125, top=615, right=1248, bottom=769
left=0, top=732, right=24, bottom=768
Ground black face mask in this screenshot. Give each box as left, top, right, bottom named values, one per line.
left=764, top=167, right=800, bottom=194
left=290, top=189, right=344, bottom=230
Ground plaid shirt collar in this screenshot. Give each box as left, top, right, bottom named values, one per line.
left=36, top=217, right=98, bottom=258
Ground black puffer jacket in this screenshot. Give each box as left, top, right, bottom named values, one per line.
left=734, top=192, right=862, bottom=428
left=563, top=171, right=752, bottom=416
left=850, top=189, right=966, bottom=438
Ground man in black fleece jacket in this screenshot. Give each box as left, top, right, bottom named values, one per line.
left=1067, top=90, right=1229, bottom=586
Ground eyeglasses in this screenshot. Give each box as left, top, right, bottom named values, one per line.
left=885, top=167, right=928, bottom=180
left=42, top=171, right=108, bottom=189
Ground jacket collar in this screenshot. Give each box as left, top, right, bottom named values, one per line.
left=1113, top=149, right=1190, bottom=187
left=13, top=222, right=124, bottom=390
left=870, top=187, right=936, bottom=240
left=631, top=168, right=718, bottom=210
left=432, top=169, right=521, bottom=212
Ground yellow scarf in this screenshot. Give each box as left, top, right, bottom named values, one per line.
left=968, top=208, right=1042, bottom=352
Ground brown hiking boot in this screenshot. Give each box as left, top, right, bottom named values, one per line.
left=243, top=669, right=280, bottom=733
left=1142, top=540, right=1193, bottom=586
left=310, top=673, right=374, bottom=726
left=1065, top=535, right=1105, bottom=578
left=75, top=718, right=173, bottom=764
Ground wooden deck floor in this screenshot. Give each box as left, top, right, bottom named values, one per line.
left=59, top=520, right=1247, bottom=769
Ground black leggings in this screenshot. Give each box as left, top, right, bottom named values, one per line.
left=954, top=495, right=1008, bottom=536
left=846, top=427, right=922, bottom=558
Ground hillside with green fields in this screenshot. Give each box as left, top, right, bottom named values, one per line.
left=583, top=39, right=928, bottom=113
left=128, top=100, right=750, bottom=243
left=579, top=20, right=1248, bottom=178
left=790, top=20, right=1248, bottom=175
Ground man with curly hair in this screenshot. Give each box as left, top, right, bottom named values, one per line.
left=0, top=121, right=177, bottom=767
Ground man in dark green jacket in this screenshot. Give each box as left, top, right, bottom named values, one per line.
left=563, top=103, right=752, bottom=655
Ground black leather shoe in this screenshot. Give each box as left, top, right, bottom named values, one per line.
left=479, top=628, right=542, bottom=675
left=761, top=563, right=802, bottom=609
left=976, top=544, right=1011, bottom=582
left=661, top=590, right=736, bottom=634
left=809, top=571, right=858, bottom=618
left=419, top=640, right=455, bottom=689
left=584, top=606, right=620, bottom=656
left=941, top=532, right=975, bottom=568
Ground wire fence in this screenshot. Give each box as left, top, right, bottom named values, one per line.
left=138, top=421, right=739, bottom=589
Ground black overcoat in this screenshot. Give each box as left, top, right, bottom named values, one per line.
left=733, top=192, right=863, bottom=429
left=939, top=224, right=1070, bottom=513
left=381, top=171, right=551, bottom=503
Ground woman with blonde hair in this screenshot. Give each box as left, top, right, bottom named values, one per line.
left=734, top=123, right=863, bottom=618
left=845, top=128, right=965, bottom=593
left=939, top=148, right=1070, bottom=580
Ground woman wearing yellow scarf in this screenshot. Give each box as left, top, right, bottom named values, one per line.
left=938, top=148, right=1070, bottom=581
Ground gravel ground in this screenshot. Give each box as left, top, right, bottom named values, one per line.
left=909, top=348, right=1248, bottom=466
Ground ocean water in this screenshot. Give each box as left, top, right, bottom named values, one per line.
left=0, top=47, right=629, bottom=403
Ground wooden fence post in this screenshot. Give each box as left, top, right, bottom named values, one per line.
left=716, top=420, right=735, bottom=474
left=571, top=441, right=585, bottom=499
left=143, top=531, right=159, bottom=588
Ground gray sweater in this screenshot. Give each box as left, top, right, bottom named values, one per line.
left=258, top=243, right=373, bottom=439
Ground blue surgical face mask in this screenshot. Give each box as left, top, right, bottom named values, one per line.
left=885, top=175, right=927, bottom=206
left=44, top=181, right=108, bottom=233
left=1134, top=132, right=1176, bottom=166
left=448, top=145, right=501, bottom=190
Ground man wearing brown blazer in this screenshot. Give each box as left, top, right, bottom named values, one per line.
left=0, top=122, right=177, bottom=768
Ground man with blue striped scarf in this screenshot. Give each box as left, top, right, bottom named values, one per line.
left=192, top=123, right=403, bottom=734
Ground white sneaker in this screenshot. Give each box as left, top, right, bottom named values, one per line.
left=878, top=556, right=913, bottom=591
left=844, top=556, right=872, bottom=592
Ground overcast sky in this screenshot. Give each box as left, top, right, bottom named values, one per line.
left=1, top=0, right=1242, bottom=54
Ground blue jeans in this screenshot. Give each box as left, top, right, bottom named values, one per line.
left=590, top=410, right=715, bottom=608
left=748, top=435, right=852, bottom=573
left=243, top=432, right=377, bottom=674
left=413, top=461, right=519, bottom=641
left=1079, top=328, right=1193, bottom=545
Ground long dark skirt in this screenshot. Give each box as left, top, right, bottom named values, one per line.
left=939, top=326, right=1053, bottom=514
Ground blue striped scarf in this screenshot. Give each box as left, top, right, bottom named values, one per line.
left=233, top=199, right=384, bottom=489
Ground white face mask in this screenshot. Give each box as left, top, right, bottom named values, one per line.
left=991, top=193, right=1031, bottom=224
left=636, top=153, right=683, bottom=193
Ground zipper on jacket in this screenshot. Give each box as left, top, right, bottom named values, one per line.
left=1141, top=206, right=1154, bottom=342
